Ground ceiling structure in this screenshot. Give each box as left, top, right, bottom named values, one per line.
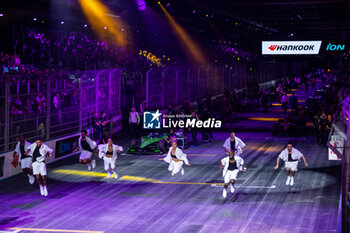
left=0, top=0, right=349, bottom=55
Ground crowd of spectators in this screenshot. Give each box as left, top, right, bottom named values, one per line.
left=271, top=69, right=348, bottom=145
left=13, top=28, right=163, bottom=72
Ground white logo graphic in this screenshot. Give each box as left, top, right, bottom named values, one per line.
left=143, top=110, right=162, bottom=129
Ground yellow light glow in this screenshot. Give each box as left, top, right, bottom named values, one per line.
left=78, top=0, right=128, bottom=46
left=159, top=3, right=206, bottom=64
left=306, top=122, right=313, bottom=127
left=120, top=175, right=223, bottom=185
left=53, top=169, right=114, bottom=177
left=248, top=117, right=280, bottom=122
left=246, top=143, right=284, bottom=153
left=274, top=109, right=292, bottom=113
left=53, top=169, right=224, bottom=186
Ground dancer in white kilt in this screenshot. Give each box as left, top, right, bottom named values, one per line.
left=25, top=137, right=53, bottom=196
left=274, top=142, right=308, bottom=186
left=75, top=130, right=97, bottom=170
left=222, top=131, right=247, bottom=171
left=13, top=135, right=35, bottom=184
left=98, top=138, right=123, bottom=179
left=220, top=151, right=245, bottom=198
left=160, top=140, right=191, bottom=176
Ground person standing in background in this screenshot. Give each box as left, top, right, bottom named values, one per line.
left=319, top=111, right=328, bottom=146
left=129, top=107, right=140, bottom=144
left=100, top=111, right=110, bottom=144
left=281, top=92, right=288, bottom=113
left=92, top=112, right=101, bottom=142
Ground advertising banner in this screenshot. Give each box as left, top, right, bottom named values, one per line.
left=262, top=41, right=322, bottom=55
left=55, top=136, right=79, bottom=159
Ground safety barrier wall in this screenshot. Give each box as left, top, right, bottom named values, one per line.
left=0, top=69, right=122, bottom=152
left=0, top=114, right=122, bottom=181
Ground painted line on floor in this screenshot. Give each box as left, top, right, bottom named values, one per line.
left=0, top=230, right=21, bottom=233
left=6, top=228, right=103, bottom=233
left=210, top=184, right=277, bottom=189
left=183, top=154, right=217, bottom=157
left=264, top=137, right=306, bottom=140
left=157, top=154, right=217, bottom=157
left=119, top=175, right=223, bottom=185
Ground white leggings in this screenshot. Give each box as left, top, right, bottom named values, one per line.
left=104, top=157, right=116, bottom=172
left=168, top=160, right=183, bottom=175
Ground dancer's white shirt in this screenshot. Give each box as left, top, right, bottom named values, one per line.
left=164, top=147, right=189, bottom=165
left=15, top=141, right=31, bottom=160
left=221, top=155, right=244, bottom=177
left=223, top=137, right=246, bottom=153
left=27, top=143, right=53, bottom=163
left=98, top=144, right=123, bottom=159
left=278, top=148, right=303, bottom=162
left=78, top=136, right=97, bottom=152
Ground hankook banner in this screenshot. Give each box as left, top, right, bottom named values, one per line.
left=262, top=41, right=322, bottom=55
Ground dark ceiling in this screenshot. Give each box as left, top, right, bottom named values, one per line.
left=0, top=0, right=350, bottom=51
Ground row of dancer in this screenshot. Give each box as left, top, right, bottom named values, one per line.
left=74, top=129, right=123, bottom=178
left=14, top=130, right=308, bottom=198
left=159, top=131, right=308, bottom=198
left=13, top=130, right=123, bottom=196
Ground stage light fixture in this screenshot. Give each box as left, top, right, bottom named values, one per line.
left=0, top=13, right=3, bottom=17
left=33, top=18, right=37, bottom=21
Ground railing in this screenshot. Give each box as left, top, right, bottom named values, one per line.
left=330, top=97, right=350, bottom=233
left=0, top=69, right=122, bottom=153
left=145, top=62, right=288, bottom=110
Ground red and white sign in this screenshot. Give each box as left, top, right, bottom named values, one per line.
left=262, top=41, right=322, bottom=55
left=328, top=135, right=342, bottom=160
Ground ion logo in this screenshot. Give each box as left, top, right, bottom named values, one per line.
left=326, top=43, right=345, bottom=51
left=143, top=110, right=162, bottom=129
left=268, top=45, right=277, bottom=51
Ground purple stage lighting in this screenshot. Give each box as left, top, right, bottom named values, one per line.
left=0, top=13, right=3, bottom=17
left=192, top=10, right=196, bottom=14
left=33, top=18, right=37, bottom=21
left=60, top=21, right=64, bottom=24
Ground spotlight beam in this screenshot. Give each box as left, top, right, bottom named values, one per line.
left=78, top=0, right=128, bottom=46
left=159, top=2, right=206, bottom=64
